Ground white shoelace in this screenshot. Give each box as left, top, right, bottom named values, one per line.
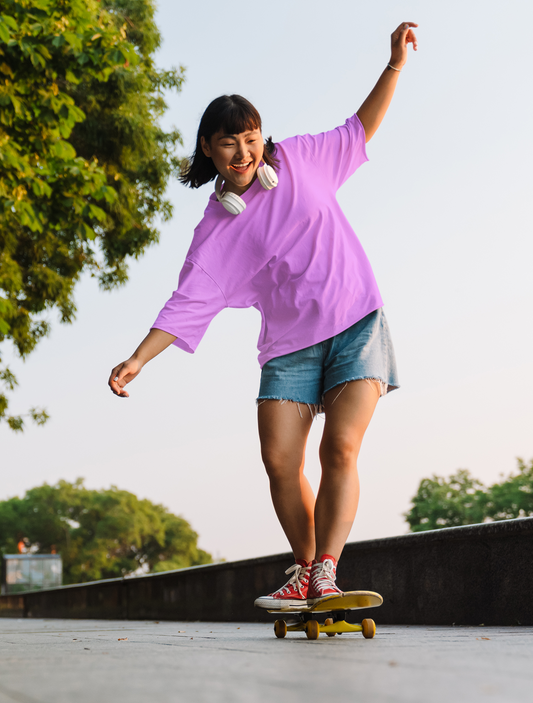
left=277, top=563, right=309, bottom=597
left=311, top=559, right=339, bottom=591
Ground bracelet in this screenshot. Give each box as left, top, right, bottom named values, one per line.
left=387, top=63, right=401, bottom=72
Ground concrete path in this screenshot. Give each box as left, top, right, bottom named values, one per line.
left=0, top=619, right=531, bottom=703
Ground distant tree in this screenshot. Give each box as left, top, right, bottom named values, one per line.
left=484, top=458, right=533, bottom=520
left=404, top=469, right=488, bottom=532
left=0, top=480, right=212, bottom=583
left=404, top=459, right=533, bottom=531
left=0, top=0, right=184, bottom=430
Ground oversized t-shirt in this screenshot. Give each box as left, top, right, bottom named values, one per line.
left=152, top=114, right=383, bottom=368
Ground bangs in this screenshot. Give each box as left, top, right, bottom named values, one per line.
left=218, top=103, right=261, bottom=137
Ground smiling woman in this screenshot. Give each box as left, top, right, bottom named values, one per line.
left=108, top=21, right=418, bottom=612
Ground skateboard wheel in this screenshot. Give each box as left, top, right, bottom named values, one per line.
left=325, top=617, right=336, bottom=637
left=362, top=618, right=376, bottom=639
left=274, top=620, right=287, bottom=639
left=306, top=620, right=320, bottom=640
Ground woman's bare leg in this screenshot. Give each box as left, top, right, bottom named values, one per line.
left=258, top=401, right=315, bottom=562
left=315, top=380, right=380, bottom=561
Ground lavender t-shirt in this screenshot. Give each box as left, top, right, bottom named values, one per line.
left=152, top=114, right=383, bottom=367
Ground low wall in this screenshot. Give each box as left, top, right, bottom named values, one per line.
left=1, top=518, right=532, bottom=625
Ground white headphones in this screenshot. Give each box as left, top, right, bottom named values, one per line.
left=215, top=164, right=278, bottom=215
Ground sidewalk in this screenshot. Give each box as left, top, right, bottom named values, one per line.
left=0, top=619, right=531, bottom=703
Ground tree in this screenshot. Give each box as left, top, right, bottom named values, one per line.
left=0, top=0, right=184, bottom=430
left=404, top=459, right=533, bottom=531
left=0, top=479, right=213, bottom=584
left=404, top=469, right=488, bottom=532
left=485, top=458, right=533, bottom=520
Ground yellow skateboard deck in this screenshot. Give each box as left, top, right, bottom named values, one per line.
left=266, top=589, right=383, bottom=614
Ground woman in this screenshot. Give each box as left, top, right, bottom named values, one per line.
left=109, top=22, right=418, bottom=608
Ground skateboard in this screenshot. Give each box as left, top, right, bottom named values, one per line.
left=267, top=590, right=383, bottom=640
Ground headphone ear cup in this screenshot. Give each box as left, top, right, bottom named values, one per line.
left=257, top=164, right=279, bottom=190
left=220, top=191, right=246, bottom=215
left=215, top=174, right=246, bottom=215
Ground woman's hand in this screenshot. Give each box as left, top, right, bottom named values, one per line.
left=389, top=22, right=418, bottom=70
left=108, top=357, right=143, bottom=398
left=107, top=328, right=176, bottom=398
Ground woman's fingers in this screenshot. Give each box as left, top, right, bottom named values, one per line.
left=402, top=23, right=419, bottom=51
left=108, top=362, right=131, bottom=397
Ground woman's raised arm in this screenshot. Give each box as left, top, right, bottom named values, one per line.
left=356, top=22, right=418, bottom=143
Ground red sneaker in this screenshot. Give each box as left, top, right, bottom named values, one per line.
left=254, top=560, right=311, bottom=609
left=307, top=554, right=343, bottom=602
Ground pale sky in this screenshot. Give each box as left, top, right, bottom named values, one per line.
left=3, top=0, right=533, bottom=562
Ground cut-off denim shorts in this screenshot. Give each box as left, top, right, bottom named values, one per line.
left=257, top=308, right=399, bottom=415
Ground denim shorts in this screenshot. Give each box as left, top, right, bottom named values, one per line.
left=257, top=308, right=399, bottom=413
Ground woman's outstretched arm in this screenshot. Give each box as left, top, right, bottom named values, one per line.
left=108, top=328, right=177, bottom=397
left=357, top=22, right=418, bottom=143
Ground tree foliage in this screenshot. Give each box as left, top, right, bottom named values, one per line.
left=0, top=0, right=184, bottom=429
left=405, top=458, right=533, bottom=532
left=0, top=479, right=212, bottom=583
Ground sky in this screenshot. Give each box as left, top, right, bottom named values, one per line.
left=2, top=0, right=533, bottom=563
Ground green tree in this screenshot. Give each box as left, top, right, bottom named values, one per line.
left=0, top=0, right=184, bottom=430
left=404, top=469, right=488, bottom=532
left=404, top=459, right=533, bottom=531
left=485, top=458, right=533, bottom=520
left=0, top=479, right=212, bottom=584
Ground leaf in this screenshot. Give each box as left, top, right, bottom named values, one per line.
left=0, top=62, right=14, bottom=78
left=63, top=32, right=82, bottom=51
left=52, top=140, right=76, bottom=159
left=88, top=203, right=106, bottom=221
left=65, top=70, right=80, bottom=85
left=0, top=23, right=11, bottom=44
left=0, top=15, right=18, bottom=31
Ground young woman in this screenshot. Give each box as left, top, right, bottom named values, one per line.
left=109, top=22, right=418, bottom=608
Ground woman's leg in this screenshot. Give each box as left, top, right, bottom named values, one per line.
left=258, top=401, right=315, bottom=562
left=315, top=379, right=380, bottom=561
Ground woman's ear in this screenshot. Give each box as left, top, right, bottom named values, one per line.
left=200, top=136, right=211, bottom=158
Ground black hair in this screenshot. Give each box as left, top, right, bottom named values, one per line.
left=180, top=94, right=279, bottom=189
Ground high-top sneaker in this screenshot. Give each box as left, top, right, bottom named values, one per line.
left=254, top=560, right=312, bottom=609
left=307, top=554, right=343, bottom=602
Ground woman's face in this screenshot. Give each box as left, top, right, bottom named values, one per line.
left=201, top=128, right=264, bottom=196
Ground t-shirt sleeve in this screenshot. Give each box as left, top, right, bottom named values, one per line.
left=151, top=259, right=227, bottom=354
left=293, top=113, right=368, bottom=190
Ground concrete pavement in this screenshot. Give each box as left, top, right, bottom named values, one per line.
left=0, top=619, right=532, bottom=703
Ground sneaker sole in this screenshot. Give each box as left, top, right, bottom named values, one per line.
left=254, top=596, right=308, bottom=610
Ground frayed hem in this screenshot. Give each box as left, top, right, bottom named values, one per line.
left=256, top=397, right=322, bottom=419
left=323, top=377, right=398, bottom=402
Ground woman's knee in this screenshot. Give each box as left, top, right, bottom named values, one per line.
left=319, top=433, right=362, bottom=472
left=261, top=445, right=303, bottom=483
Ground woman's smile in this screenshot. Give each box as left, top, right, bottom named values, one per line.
left=230, top=161, right=252, bottom=174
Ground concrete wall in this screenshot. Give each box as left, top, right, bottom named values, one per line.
left=1, top=517, right=532, bottom=625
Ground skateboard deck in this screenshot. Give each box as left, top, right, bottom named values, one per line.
left=266, top=590, right=383, bottom=613
left=265, top=590, right=383, bottom=640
